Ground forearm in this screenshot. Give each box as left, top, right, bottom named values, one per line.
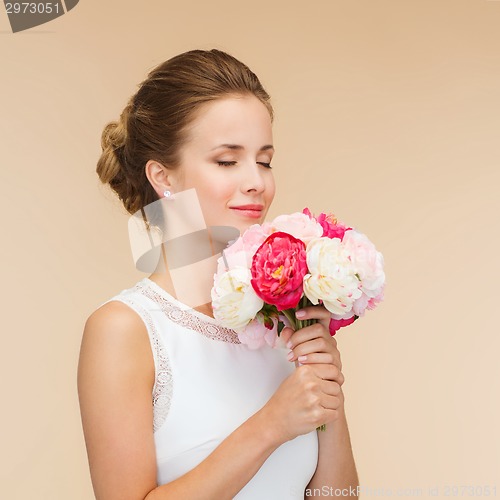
left=144, top=408, right=282, bottom=500
left=306, top=393, right=359, bottom=498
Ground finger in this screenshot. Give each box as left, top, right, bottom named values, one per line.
left=320, top=393, right=342, bottom=411
left=290, top=351, right=341, bottom=372
left=290, top=338, right=331, bottom=359
left=290, top=336, right=337, bottom=359
left=309, top=363, right=344, bottom=384
left=320, top=380, right=342, bottom=396
left=296, top=306, right=334, bottom=333
left=295, top=305, right=331, bottom=322
left=288, top=322, right=331, bottom=348
left=295, top=352, right=337, bottom=366
left=280, top=327, right=294, bottom=345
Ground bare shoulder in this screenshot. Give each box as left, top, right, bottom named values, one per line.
left=77, top=300, right=157, bottom=499
left=79, top=300, right=155, bottom=388
left=85, top=299, right=147, bottom=339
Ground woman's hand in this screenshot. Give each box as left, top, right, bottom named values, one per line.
left=281, top=305, right=345, bottom=403
left=260, top=362, right=342, bottom=443
left=261, top=305, right=347, bottom=443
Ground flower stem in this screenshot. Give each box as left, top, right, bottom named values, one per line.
left=281, top=308, right=299, bottom=331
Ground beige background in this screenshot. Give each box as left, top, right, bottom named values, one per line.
left=1, top=1, right=499, bottom=498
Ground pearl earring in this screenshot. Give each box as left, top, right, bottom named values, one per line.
left=163, top=190, right=171, bottom=198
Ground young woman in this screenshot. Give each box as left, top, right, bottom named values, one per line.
left=78, top=49, right=359, bottom=499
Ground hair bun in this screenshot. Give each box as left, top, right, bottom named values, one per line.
left=101, top=105, right=130, bottom=151
left=96, top=105, right=131, bottom=187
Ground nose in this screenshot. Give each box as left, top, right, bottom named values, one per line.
left=239, top=159, right=267, bottom=194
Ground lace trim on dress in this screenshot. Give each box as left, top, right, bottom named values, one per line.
left=136, top=279, right=242, bottom=345
left=112, top=296, right=173, bottom=433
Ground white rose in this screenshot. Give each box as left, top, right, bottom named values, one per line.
left=303, top=237, right=362, bottom=315
left=211, top=267, right=263, bottom=330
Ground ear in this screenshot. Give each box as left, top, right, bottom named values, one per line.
left=145, top=160, right=176, bottom=198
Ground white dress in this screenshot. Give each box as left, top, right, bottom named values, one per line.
left=99, top=277, right=318, bottom=499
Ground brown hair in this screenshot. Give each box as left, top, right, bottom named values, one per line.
left=96, top=49, right=274, bottom=216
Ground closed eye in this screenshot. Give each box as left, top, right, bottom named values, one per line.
left=217, top=161, right=272, bottom=169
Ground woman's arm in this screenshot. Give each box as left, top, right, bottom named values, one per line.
left=283, top=308, right=360, bottom=499
left=306, top=392, right=359, bottom=498
left=77, top=301, right=285, bottom=500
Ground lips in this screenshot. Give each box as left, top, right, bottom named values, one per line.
left=229, top=204, right=264, bottom=210
left=229, top=205, right=264, bottom=219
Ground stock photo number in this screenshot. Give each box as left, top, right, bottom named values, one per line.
left=443, top=485, right=497, bottom=497
left=2, top=0, right=79, bottom=33
left=5, top=2, right=61, bottom=14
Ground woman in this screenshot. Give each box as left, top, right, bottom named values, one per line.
left=78, top=49, right=359, bottom=499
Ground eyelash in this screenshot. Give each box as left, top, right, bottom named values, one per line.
left=217, top=161, right=272, bottom=169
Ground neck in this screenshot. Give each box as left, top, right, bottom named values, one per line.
left=148, top=243, right=215, bottom=318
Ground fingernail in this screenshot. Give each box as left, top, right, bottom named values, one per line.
left=287, top=350, right=294, bottom=361
left=296, top=310, right=305, bottom=318
left=286, top=340, right=293, bottom=349
left=298, top=355, right=307, bottom=362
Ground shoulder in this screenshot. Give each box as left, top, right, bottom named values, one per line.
left=79, top=299, right=155, bottom=393
left=77, top=300, right=158, bottom=499
left=85, top=299, right=146, bottom=337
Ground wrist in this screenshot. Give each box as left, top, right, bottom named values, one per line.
left=251, top=406, right=288, bottom=449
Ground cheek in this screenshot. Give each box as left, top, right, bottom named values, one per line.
left=266, top=176, right=276, bottom=201
left=193, top=169, right=235, bottom=204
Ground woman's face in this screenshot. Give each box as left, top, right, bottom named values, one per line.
left=171, top=94, right=276, bottom=236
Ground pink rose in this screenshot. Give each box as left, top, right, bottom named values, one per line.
left=250, top=232, right=308, bottom=311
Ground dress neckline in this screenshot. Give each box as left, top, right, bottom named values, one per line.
left=142, top=277, right=219, bottom=325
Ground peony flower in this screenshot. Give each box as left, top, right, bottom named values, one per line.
left=352, top=292, right=370, bottom=317
left=216, top=222, right=273, bottom=274
left=341, top=230, right=385, bottom=298
left=242, top=221, right=273, bottom=249
left=302, top=207, right=351, bottom=240
left=212, top=208, right=385, bottom=346
left=329, top=314, right=357, bottom=336
left=367, top=284, right=385, bottom=310
left=303, top=237, right=363, bottom=315
left=268, top=212, right=323, bottom=245
left=250, top=232, right=308, bottom=311
left=302, top=207, right=314, bottom=219
left=236, top=312, right=278, bottom=349
left=317, top=213, right=351, bottom=240
left=211, top=267, right=263, bottom=330
left=216, top=236, right=248, bottom=273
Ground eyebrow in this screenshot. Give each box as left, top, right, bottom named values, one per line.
left=211, top=144, right=275, bottom=152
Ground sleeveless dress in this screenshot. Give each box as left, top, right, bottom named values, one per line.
left=98, top=277, right=318, bottom=499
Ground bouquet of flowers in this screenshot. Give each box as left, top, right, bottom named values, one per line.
left=211, top=208, right=385, bottom=349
